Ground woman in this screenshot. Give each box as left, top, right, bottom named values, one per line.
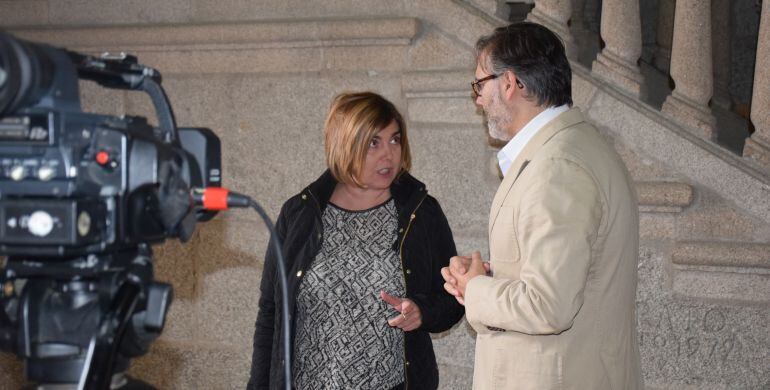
left=247, top=92, right=464, bottom=390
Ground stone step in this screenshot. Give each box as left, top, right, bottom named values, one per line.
left=673, top=241, right=770, bottom=269
left=636, top=181, right=694, bottom=213
left=674, top=187, right=770, bottom=243
left=670, top=241, right=770, bottom=304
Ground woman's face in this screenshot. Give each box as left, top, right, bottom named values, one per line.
left=359, top=120, right=402, bottom=190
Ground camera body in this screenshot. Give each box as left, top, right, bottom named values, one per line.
left=0, top=32, right=220, bottom=258
left=0, top=31, right=221, bottom=388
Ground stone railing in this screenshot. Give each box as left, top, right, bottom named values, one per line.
left=519, top=0, right=770, bottom=172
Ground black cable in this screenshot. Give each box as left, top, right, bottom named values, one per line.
left=247, top=198, right=292, bottom=390
left=192, top=189, right=292, bottom=389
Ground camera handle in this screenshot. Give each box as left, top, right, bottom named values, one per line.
left=71, top=51, right=179, bottom=145
left=137, top=77, right=178, bottom=145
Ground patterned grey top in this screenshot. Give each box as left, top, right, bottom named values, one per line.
left=293, top=198, right=406, bottom=390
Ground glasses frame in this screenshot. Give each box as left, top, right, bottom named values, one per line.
left=471, top=73, right=500, bottom=97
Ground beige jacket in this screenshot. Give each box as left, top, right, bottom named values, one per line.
left=464, top=108, right=643, bottom=390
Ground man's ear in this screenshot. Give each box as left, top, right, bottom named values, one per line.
left=501, top=70, right=519, bottom=100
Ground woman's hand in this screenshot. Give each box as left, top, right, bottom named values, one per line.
left=380, top=291, right=422, bottom=331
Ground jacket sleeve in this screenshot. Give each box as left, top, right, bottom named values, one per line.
left=247, top=202, right=290, bottom=390
left=464, top=157, right=602, bottom=335
left=410, top=197, right=465, bottom=333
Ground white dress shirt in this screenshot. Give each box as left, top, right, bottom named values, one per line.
left=497, top=104, right=570, bottom=177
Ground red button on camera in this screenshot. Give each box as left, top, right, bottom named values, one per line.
left=95, top=151, right=110, bottom=166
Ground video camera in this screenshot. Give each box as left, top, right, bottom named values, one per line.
left=0, top=30, right=222, bottom=388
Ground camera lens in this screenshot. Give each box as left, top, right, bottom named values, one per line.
left=0, top=31, right=23, bottom=115
left=0, top=31, right=55, bottom=116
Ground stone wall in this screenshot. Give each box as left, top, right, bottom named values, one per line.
left=0, top=1, right=768, bottom=389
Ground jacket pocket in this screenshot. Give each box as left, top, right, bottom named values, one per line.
left=490, top=206, right=520, bottom=263
left=492, top=349, right=563, bottom=390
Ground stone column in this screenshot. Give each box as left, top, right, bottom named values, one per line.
left=653, top=0, right=675, bottom=73
left=711, top=0, right=733, bottom=110
left=743, top=0, right=770, bottom=169
left=591, top=0, right=644, bottom=97
left=661, top=0, right=716, bottom=139
left=527, top=0, right=577, bottom=60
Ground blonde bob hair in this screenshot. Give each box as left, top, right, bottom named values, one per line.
left=323, top=92, right=411, bottom=187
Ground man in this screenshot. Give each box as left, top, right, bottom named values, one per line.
left=441, top=22, right=643, bottom=390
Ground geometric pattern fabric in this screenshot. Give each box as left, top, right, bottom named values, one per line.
left=293, top=199, right=405, bottom=390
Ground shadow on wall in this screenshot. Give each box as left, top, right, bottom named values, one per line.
left=152, top=216, right=267, bottom=301
left=128, top=341, right=186, bottom=388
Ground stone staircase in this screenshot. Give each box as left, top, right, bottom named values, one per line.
left=0, top=1, right=768, bottom=389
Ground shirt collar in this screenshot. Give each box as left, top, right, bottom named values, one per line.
left=497, top=104, right=569, bottom=177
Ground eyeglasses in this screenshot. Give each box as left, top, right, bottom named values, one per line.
left=471, top=74, right=500, bottom=97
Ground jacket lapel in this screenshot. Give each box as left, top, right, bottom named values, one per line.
left=488, top=108, right=586, bottom=235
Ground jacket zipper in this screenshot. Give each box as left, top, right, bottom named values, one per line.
left=397, top=193, right=426, bottom=390
left=288, top=189, right=323, bottom=387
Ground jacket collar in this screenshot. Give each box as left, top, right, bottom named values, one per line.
left=304, top=169, right=427, bottom=219
left=305, top=170, right=337, bottom=212
left=489, top=107, right=586, bottom=234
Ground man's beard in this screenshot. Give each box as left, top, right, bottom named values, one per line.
left=486, top=116, right=511, bottom=141
left=484, top=89, right=513, bottom=141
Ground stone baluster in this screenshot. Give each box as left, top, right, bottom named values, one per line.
left=653, top=0, right=675, bottom=73
left=583, top=0, right=601, bottom=32
left=591, top=0, right=644, bottom=97
left=743, top=0, right=770, bottom=169
left=526, top=0, right=577, bottom=60
left=571, top=0, right=588, bottom=32
left=661, top=0, right=716, bottom=139
left=711, top=0, right=733, bottom=111
left=571, top=0, right=600, bottom=64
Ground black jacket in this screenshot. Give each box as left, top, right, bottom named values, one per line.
left=247, top=170, right=464, bottom=390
